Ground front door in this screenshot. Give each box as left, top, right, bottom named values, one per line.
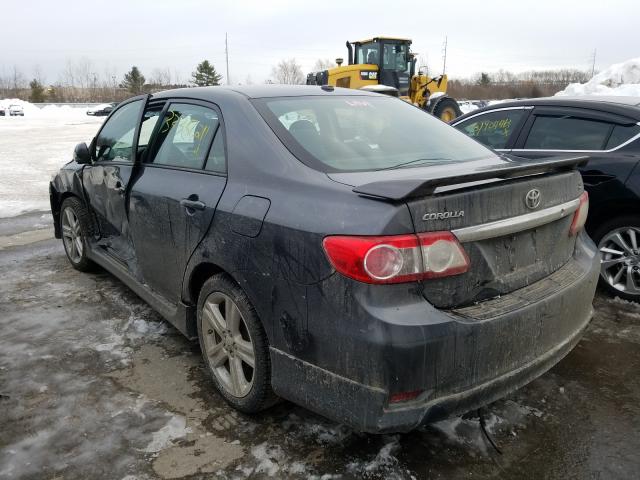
left=128, top=100, right=228, bottom=302
left=82, top=96, right=146, bottom=266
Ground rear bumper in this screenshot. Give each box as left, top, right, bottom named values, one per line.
left=270, top=232, right=599, bottom=433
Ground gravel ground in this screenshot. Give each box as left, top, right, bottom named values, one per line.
left=1, top=212, right=639, bottom=480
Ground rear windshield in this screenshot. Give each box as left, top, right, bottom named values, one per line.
left=253, top=95, right=494, bottom=172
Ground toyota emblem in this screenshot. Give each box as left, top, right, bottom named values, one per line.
left=525, top=189, right=541, bottom=209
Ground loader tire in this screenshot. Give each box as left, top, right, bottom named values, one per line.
left=431, top=97, right=462, bottom=122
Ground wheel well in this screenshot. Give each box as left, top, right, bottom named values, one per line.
left=586, top=200, right=640, bottom=238
left=52, top=191, right=80, bottom=238
left=188, top=262, right=225, bottom=305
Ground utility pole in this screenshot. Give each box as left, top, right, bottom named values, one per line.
left=442, top=36, right=448, bottom=75
left=590, top=48, right=597, bottom=78
left=225, top=33, right=230, bottom=85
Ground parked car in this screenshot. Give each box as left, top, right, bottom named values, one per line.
left=50, top=86, right=598, bottom=433
left=8, top=104, right=24, bottom=116
left=0, top=106, right=5, bottom=116
left=451, top=96, right=640, bottom=300
left=86, top=102, right=117, bottom=116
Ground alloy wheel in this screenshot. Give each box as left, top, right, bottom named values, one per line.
left=201, top=292, right=255, bottom=398
left=61, top=207, right=83, bottom=263
left=599, top=226, right=640, bottom=296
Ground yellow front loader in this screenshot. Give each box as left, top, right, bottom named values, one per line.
left=307, top=36, right=461, bottom=121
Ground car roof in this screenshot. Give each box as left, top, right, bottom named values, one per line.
left=455, top=96, right=640, bottom=123
left=152, top=85, right=381, bottom=101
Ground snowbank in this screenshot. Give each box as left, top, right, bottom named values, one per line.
left=0, top=98, right=90, bottom=117
left=556, top=57, right=640, bottom=97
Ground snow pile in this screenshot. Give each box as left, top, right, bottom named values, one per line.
left=556, top=57, right=640, bottom=97
left=0, top=98, right=90, bottom=116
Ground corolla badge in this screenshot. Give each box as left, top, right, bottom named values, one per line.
left=525, top=188, right=541, bottom=209
left=422, top=210, right=464, bottom=221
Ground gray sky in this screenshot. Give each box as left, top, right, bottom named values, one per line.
left=1, top=0, right=638, bottom=85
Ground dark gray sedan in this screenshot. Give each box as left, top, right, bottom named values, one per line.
left=50, top=86, right=599, bottom=432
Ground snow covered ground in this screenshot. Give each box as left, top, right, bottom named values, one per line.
left=0, top=100, right=102, bottom=218
left=556, top=57, right=640, bottom=97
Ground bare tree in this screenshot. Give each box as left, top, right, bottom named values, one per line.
left=11, top=65, right=26, bottom=90
left=313, top=58, right=334, bottom=71
left=150, top=67, right=172, bottom=87
left=271, top=58, right=305, bottom=85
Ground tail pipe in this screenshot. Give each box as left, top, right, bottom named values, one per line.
left=346, top=41, right=353, bottom=65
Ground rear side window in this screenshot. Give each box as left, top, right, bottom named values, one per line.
left=454, top=109, right=526, bottom=149
left=605, top=124, right=640, bottom=149
left=205, top=130, right=226, bottom=173
left=151, top=103, right=219, bottom=169
left=95, top=99, right=143, bottom=162
left=524, top=115, right=612, bottom=150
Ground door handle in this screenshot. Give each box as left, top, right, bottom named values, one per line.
left=180, top=198, right=206, bottom=211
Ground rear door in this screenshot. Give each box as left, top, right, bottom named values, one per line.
left=128, top=100, right=227, bottom=302
left=451, top=107, right=531, bottom=152
left=83, top=96, right=147, bottom=265
left=511, top=108, right=640, bottom=206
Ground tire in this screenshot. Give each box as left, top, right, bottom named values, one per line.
left=430, top=97, right=462, bottom=122
left=591, top=215, right=640, bottom=301
left=60, top=197, right=95, bottom=272
left=197, top=274, right=277, bottom=413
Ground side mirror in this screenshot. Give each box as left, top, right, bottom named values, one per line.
left=73, top=142, right=91, bottom=164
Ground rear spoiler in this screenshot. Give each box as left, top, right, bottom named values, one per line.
left=353, top=155, right=589, bottom=201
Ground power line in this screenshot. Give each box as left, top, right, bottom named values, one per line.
left=590, top=48, right=597, bottom=78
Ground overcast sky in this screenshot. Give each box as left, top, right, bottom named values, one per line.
left=1, top=0, right=638, bottom=85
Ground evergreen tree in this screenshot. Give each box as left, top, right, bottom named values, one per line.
left=191, top=60, right=222, bottom=86
left=477, top=72, right=491, bottom=86
left=121, top=66, right=146, bottom=94
left=29, top=79, right=46, bottom=103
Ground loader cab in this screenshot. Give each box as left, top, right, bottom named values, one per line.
left=351, top=37, right=414, bottom=96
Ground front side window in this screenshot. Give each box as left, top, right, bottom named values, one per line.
left=524, top=115, right=612, bottom=150
left=95, top=99, right=143, bottom=162
left=150, top=103, right=219, bottom=169
left=255, top=96, right=494, bottom=172
left=454, top=109, right=527, bottom=149
left=356, top=42, right=379, bottom=65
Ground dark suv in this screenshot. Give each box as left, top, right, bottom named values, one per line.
left=50, top=86, right=598, bottom=433
left=451, top=97, right=640, bottom=300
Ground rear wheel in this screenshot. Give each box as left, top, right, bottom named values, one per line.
left=430, top=97, right=462, bottom=122
left=60, top=197, right=95, bottom=272
left=592, top=216, right=640, bottom=301
left=197, top=274, right=276, bottom=413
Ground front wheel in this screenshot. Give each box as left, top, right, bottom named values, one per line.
left=430, top=97, right=462, bottom=122
left=197, top=274, right=277, bottom=413
left=60, top=197, right=95, bottom=272
left=592, top=216, right=640, bottom=301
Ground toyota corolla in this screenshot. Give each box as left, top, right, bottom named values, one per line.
left=50, top=85, right=599, bottom=433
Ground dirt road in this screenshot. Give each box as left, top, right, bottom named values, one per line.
left=1, top=212, right=639, bottom=479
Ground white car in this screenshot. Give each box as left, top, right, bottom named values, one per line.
left=8, top=104, right=24, bottom=116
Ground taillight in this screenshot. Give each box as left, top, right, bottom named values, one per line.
left=569, top=191, right=589, bottom=236
left=322, top=232, right=469, bottom=284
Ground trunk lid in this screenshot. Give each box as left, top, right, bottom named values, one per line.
left=328, top=155, right=586, bottom=308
